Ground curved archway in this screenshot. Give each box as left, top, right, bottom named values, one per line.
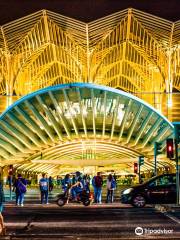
left=0, top=83, right=174, bottom=174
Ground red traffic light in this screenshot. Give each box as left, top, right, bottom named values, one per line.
left=166, top=139, right=174, bottom=159
left=134, top=162, right=138, bottom=174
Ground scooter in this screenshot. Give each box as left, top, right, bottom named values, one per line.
left=57, top=186, right=93, bottom=207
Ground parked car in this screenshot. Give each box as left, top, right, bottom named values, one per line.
left=120, top=174, right=177, bottom=207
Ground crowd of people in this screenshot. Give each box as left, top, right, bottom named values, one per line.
left=9, top=171, right=117, bottom=206
left=12, top=173, right=55, bottom=205
left=0, top=171, right=117, bottom=235
left=61, top=171, right=117, bottom=204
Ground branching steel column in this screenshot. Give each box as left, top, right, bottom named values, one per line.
left=166, top=23, right=175, bottom=121
left=91, top=89, right=96, bottom=138
left=102, top=91, right=107, bottom=139
left=1, top=27, right=13, bottom=107
left=86, top=24, right=90, bottom=82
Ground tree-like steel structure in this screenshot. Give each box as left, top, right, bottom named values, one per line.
left=0, top=9, right=179, bottom=120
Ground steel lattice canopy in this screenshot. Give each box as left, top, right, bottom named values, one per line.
left=0, top=83, right=174, bottom=174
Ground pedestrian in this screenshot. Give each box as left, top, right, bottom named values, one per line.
left=39, top=173, right=49, bottom=204
left=0, top=180, right=5, bottom=235
left=62, top=174, right=71, bottom=192
left=92, top=172, right=103, bottom=204
left=48, top=176, right=54, bottom=192
left=28, top=176, right=32, bottom=186
left=13, top=174, right=27, bottom=206
left=56, top=176, right=61, bottom=188
left=106, top=174, right=116, bottom=203
left=70, top=172, right=84, bottom=201
left=83, top=174, right=90, bottom=191
left=72, top=174, right=76, bottom=185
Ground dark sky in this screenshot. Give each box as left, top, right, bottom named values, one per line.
left=1, top=0, right=180, bottom=25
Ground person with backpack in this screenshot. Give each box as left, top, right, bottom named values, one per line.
left=13, top=174, right=27, bottom=206
left=92, top=172, right=103, bottom=204
left=106, top=174, right=116, bottom=203
left=39, top=173, right=49, bottom=204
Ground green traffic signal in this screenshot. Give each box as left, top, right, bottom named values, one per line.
left=154, top=142, right=162, bottom=156
left=139, top=156, right=144, bottom=166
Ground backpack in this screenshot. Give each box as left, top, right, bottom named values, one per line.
left=111, top=179, right=116, bottom=189
left=17, top=180, right=26, bottom=193
left=95, top=176, right=103, bottom=187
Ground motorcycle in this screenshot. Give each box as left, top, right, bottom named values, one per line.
left=57, top=185, right=93, bottom=207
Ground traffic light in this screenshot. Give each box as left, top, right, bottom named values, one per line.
left=154, top=142, right=162, bottom=156
left=139, top=156, right=144, bottom=166
left=134, top=162, right=138, bottom=174
left=166, top=138, right=174, bottom=159
left=8, top=165, right=13, bottom=175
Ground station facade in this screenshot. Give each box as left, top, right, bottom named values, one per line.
left=0, top=8, right=179, bottom=178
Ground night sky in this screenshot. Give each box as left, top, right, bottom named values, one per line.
left=0, top=0, right=180, bottom=25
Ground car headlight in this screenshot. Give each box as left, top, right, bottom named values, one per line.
left=123, top=188, right=133, bottom=195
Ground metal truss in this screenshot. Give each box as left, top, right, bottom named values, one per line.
left=0, top=9, right=179, bottom=112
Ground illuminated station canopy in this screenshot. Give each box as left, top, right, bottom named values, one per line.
left=0, top=8, right=179, bottom=175
left=0, top=83, right=174, bottom=175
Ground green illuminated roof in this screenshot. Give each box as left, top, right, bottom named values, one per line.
left=0, top=83, right=174, bottom=175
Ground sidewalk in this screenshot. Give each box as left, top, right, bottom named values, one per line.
left=4, top=202, right=133, bottom=208
left=4, top=186, right=128, bottom=203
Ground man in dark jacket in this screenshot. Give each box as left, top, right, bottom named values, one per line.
left=13, top=174, right=27, bottom=206
left=92, top=172, right=103, bottom=204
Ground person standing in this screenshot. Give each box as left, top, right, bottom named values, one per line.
left=13, top=174, right=27, bottom=207
left=62, top=174, right=71, bottom=192
left=0, top=180, right=5, bottom=235
left=39, top=173, right=49, bottom=204
left=92, top=172, right=103, bottom=204
left=83, top=174, right=90, bottom=192
left=56, top=176, right=61, bottom=189
left=72, top=175, right=76, bottom=185
left=106, top=174, right=116, bottom=203
left=48, top=176, right=54, bottom=192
